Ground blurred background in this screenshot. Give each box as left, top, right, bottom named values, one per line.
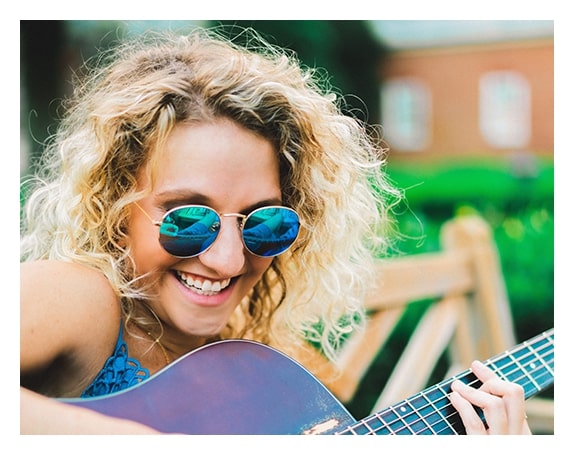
left=20, top=20, right=554, bottom=418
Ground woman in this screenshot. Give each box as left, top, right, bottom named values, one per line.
left=20, top=27, right=529, bottom=434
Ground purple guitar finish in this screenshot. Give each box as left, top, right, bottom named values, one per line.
left=64, top=340, right=355, bottom=434
left=62, top=330, right=554, bottom=434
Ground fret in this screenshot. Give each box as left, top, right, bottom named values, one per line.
left=349, top=409, right=399, bottom=435
left=507, top=347, right=532, bottom=382
left=408, top=394, right=438, bottom=434
left=389, top=403, right=417, bottom=435
left=421, top=383, right=462, bottom=434
left=366, top=397, right=438, bottom=435
left=490, top=354, right=514, bottom=379
left=337, top=329, right=553, bottom=436
left=529, top=351, right=554, bottom=394
left=353, top=420, right=372, bottom=435
left=424, top=408, right=454, bottom=434
left=518, top=363, right=545, bottom=397
left=365, top=414, right=393, bottom=435
left=530, top=366, right=553, bottom=397
left=365, top=405, right=414, bottom=435
left=531, top=334, right=555, bottom=391
left=523, top=332, right=554, bottom=394
left=488, top=359, right=504, bottom=380
left=347, top=422, right=371, bottom=435
left=405, top=409, right=435, bottom=435
left=531, top=335, right=554, bottom=370
left=486, top=331, right=554, bottom=400
left=379, top=407, right=413, bottom=434
left=513, top=344, right=552, bottom=396
left=515, top=345, right=543, bottom=392
left=424, top=384, right=451, bottom=409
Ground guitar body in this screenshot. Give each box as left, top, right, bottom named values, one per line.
left=63, top=329, right=554, bottom=435
left=64, top=340, right=356, bottom=434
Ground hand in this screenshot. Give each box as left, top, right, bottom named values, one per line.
left=449, top=360, right=531, bottom=435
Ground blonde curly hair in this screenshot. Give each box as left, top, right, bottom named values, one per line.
left=20, top=27, right=400, bottom=363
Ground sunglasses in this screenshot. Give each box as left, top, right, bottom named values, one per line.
left=136, top=203, right=300, bottom=258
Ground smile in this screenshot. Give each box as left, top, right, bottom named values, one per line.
left=175, top=271, right=232, bottom=296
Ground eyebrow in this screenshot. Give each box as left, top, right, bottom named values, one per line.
left=154, top=189, right=283, bottom=213
left=154, top=190, right=212, bottom=207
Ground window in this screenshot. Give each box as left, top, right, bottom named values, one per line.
left=381, top=78, right=431, bottom=151
left=479, top=71, right=531, bottom=149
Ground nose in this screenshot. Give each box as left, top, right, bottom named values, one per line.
left=198, top=216, right=246, bottom=276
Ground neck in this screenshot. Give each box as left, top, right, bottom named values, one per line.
left=129, top=304, right=213, bottom=361
left=135, top=322, right=220, bottom=362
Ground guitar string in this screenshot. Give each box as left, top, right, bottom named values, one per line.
left=340, top=330, right=554, bottom=435
left=345, top=334, right=554, bottom=435
left=393, top=334, right=555, bottom=435
left=364, top=349, right=554, bottom=435
left=420, top=336, right=555, bottom=435
left=363, top=332, right=554, bottom=435
left=418, top=353, right=553, bottom=435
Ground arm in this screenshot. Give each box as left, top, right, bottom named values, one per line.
left=20, top=260, right=161, bottom=434
left=21, top=388, right=160, bottom=434
left=450, top=360, right=531, bottom=435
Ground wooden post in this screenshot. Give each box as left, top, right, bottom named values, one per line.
left=441, top=215, right=516, bottom=360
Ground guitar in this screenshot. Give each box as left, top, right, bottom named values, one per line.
left=62, top=328, right=554, bottom=434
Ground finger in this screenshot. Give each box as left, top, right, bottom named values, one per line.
left=452, top=381, right=508, bottom=434
left=470, top=360, right=499, bottom=383
left=470, top=361, right=528, bottom=433
left=449, top=387, right=487, bottom=435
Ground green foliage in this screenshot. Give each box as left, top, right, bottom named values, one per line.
left=387, top=156, right=553, bottom=209
left=346, top=157, right=554, bottom=418
left=385, top=157, right=554, bottom=342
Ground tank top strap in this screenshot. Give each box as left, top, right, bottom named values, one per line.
left=81, top=321, right=150, bottom=397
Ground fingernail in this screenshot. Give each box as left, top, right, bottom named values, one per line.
left=451, top=379, right=462, bottom=391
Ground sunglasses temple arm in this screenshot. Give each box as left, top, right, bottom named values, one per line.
left=134, top=202, right=161, bottom=226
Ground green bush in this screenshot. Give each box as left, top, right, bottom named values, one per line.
left=346, top=157, right=554, bottom=418
left=385, top=156, right=554, bottom=334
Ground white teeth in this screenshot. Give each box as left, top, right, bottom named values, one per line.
left=176, top=271, right=231, bottom=295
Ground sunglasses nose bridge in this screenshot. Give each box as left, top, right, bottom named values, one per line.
left=221, top=212, right=248, bottom=229
left=199, top=213, right=248, bottom=271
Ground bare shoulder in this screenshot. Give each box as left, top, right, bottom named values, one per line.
left=21, top=260, right=121, bottom=388
left=21, top=259, right=116, bottom=298
left=21, top=260, right=120, bottom=322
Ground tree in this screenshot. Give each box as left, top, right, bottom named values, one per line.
left=213, top=20, right=387, bottom=124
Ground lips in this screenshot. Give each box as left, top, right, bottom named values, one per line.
left=174, top=270, right=231, bottom=296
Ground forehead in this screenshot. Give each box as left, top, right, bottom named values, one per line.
left=143, top=119, right=282, bottom=209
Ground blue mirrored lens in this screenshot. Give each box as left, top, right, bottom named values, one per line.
left=159, top=206, right=220, bottom=257
left=242, top=207, right=300, bottom=257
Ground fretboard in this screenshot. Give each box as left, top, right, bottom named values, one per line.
left=338, top=328, right=554, bottom=435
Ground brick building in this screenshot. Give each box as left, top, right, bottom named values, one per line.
left=373, top=22, right=553, bottom=162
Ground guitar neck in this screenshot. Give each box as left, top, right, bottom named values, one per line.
left=339, top=329, right=554, bottom=435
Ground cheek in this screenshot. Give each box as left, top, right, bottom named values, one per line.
left=246, top=257, right=274, bottom=284
left=127, top=212, right=173, bottom=275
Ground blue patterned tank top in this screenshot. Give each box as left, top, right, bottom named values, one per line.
left=81, top=323, right=150, bottom=397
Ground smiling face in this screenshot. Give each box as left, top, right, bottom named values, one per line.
left=128, top=118, right=281, bottom=351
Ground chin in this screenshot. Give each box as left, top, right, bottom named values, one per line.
left=185, top=320, right=229, bottom=340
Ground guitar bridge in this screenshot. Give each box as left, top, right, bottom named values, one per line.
left=302, top=418, right=340, bottom=435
